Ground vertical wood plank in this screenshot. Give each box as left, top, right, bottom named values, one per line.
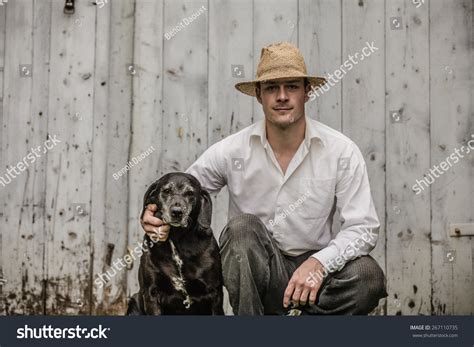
left=91, top=0, right=135, bottom=314
left=342, top=0, right=386, bottom=314
left=430, top=0, right=473, bottom=315
left=386, top=0, right=431, bottom=315
left=299, top=0, right=342, bottom=131
left=0, top=0, right=5, bottom=314
left=45, top=0, right=97, bottom=314
left=0, top=0, right=50, bottom=315
left=161, top=0, right=208, bottom=174
left=127, top=0, right=163, bottom=297
left=89, top=0, right=111, bottom=315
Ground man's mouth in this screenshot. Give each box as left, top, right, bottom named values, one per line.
left=273, top=107, right=293, bottom=114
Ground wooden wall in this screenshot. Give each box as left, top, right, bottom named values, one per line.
left=0, top=0, right=472, bottom=315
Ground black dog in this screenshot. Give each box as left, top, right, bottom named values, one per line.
left=126, top=172, right=224, bottom=315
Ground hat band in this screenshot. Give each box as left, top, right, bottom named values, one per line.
left=256, top=67, right=307, bottom=81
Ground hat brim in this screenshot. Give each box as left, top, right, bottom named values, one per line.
left=235, top=75, right=327, bottom=97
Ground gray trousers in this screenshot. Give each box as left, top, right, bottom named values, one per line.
left=219, top=214, right=387, bottom=315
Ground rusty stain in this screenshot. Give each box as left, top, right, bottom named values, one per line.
left=105, top=243, right=115, bottom=266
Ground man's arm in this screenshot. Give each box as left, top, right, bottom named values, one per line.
left=311, top=142, right=380, bottom=273
left=185, top=141, right=227, bottom=194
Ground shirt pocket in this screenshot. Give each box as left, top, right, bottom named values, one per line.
left=298, top=178, right=336, bottom=219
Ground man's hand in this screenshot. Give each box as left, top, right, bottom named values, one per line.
left=140, top=204, right=170, bottom=242
left=283, top=257, right=326, bottom=308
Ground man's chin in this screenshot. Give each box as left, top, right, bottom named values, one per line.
left=269, top=114, right=297, bottom=128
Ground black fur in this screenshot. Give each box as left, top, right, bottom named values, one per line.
left=127, top=172, right=224, bottom=315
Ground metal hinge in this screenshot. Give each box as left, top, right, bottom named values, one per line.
left=449, top=223, right=474, bottom=237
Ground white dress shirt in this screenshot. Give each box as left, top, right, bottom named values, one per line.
left=185, top=115, right=380, bottom=272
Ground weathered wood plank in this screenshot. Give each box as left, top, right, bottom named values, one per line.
left=430, top=0, right=473, bottom=315
left=299, top=0, right=342, bottom=131
left=89, top=0, right=111, bottom=315
left=385, top=0, right=431, bottom=315
left=0, top=0, right=7, bottom=315
left=342, top=0, right=386, bottom=315
left=161, top=0, right=208, bottom=174
left=0, top=0, right=50, bottom=315
left=44, top=0, right=97, bottom=315
left=126, top=0, right=164, bottom=297
left=91, top=0, right=135, bottom=315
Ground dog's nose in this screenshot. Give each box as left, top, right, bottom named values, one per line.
left=170, top=206, right=183, bottom=218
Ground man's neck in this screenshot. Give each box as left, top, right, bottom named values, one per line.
left=265, top=116, right=306, bottom=155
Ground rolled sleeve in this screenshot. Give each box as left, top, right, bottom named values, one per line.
left=185, top=141, right=227, bottom=195
left=312, top=142, right=380, bottom=272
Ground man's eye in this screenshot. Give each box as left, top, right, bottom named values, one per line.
left=288, top=85, right=298, bottom=89
left=266, top=86, right=277, bottom=91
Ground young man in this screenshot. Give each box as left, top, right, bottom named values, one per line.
left=141, top=42, right=387, bottom=315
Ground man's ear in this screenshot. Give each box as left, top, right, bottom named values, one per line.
left=255, top=86, right=262, bottom=104
left=197, top=188, right=212, bottom=229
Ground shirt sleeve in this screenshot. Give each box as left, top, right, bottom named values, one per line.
left=185, top=141, right=227, bottom=195
left=311, top=142, right=380, bottom=272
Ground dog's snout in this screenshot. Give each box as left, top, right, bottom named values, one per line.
left=170, top=205, right=183, bottom=218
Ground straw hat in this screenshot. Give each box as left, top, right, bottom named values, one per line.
left=235, top=42, right=327, bottom=97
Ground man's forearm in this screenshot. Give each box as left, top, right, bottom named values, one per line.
left=311, top=225, right=379, bottom=273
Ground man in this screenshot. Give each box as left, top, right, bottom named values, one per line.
left=141, top=42, right=387, bottom=315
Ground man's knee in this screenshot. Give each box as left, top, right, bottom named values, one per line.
left=219, top=213, right=265, bottom=247
left=341, top=256, right=387, bottom=313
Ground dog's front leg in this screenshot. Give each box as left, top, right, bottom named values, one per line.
left=145, top=297, right=161, bottom=316
left=211, top=289, right=224, bottom=315
left=143, top=289, right=163, bottom=315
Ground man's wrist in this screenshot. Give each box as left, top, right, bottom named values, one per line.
left=307, top=256, right=326, bottom=273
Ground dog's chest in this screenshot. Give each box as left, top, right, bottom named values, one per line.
left=169, top=240, right=187, bottom=293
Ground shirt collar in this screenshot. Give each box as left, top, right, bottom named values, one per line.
left=249, top=115, right=326, bottom=148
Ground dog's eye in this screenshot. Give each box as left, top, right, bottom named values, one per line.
left=161, top=188, right=171, bottom=194
left=183, top=191, right=194, bottom=197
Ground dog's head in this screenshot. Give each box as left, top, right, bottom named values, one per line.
left=143, top=172, right=212, bottom=229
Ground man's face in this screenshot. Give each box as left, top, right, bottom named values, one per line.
left=256, top=78, right=309, bottom=129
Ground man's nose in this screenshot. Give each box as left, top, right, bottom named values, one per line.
left=276, top=86, right=289, bottom=102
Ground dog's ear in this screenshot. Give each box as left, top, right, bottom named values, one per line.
left=141, top=180, right=160, bottom=220
left=197, top=188, right=212, bottom=229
